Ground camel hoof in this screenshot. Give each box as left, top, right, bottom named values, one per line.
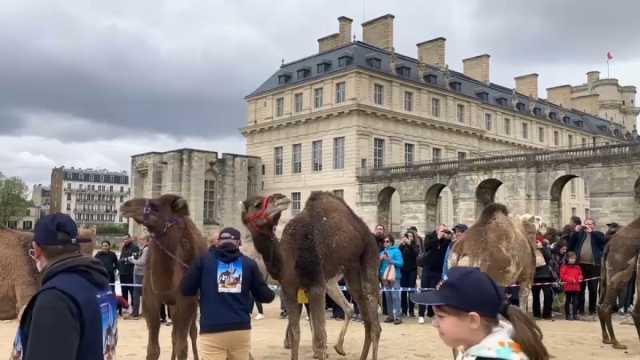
left=613, top=343, right=627, bottom=350
left=283, top=342, right=291, bottom=350
left=602, top=337, right=612, bottom=344
left=334, top=344, right=346, bottom=356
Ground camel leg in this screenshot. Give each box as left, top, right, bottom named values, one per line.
left=633, top=257, right=640, bottom=342
left=308, top=285, right=328, bottom=359
left=170, top=301, right=193, bottom=360
left=345, top=263, right=381, bottom=360
left=189, top=314, right=199, bottom=360
left=284, top=288, right=302, bottom=360
left=143, top=295, right=162, bottom=360
left=519, top=285, right=531, bottom=314
left=599, top=259, right=636, bottom=349
left=326, top=276, right=353, bottom=356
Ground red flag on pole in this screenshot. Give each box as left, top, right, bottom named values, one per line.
left=607, top=51, right=613, bottom=60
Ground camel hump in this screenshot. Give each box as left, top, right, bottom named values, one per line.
left=478, top=203, right=509, bottom=225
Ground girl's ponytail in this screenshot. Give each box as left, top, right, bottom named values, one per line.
left=502, top=305, right=550, bottom=360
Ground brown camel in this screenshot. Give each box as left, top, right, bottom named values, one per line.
left=0, top=229, right=38, bottom=320
left=449, top=203, right=536, bottom=309
left=241, top=192, right=381, bottom=360
left=0, top=227, right=96, bottom=320
left=120, top=194, right=207, bottom=360
left=598, top=217, right=640, bottom=349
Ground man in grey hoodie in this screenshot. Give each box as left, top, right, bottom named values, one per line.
left=127, top=236, right=149, bottom=319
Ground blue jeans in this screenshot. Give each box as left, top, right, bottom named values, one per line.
left=384, top=281, right=402, bottom=319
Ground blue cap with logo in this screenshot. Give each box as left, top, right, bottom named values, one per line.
left=410, top=267, right=505, bottom=318
left=34, top=213, right=87, bottom=246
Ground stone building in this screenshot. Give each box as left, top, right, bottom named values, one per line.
left=50, top=167, right=130, bottom=226
left=129, top=148, right=261, bottom=238
left=243, top=14, right=634, bottom=233
left=547, top=71, right=639, bottom=133
left=5, top=206, right=41, bottom=231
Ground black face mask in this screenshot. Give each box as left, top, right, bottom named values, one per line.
left=215, top=241, right=241, bottom=263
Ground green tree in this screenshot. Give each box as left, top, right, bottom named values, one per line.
left=0, top=175, right=30, bottom=228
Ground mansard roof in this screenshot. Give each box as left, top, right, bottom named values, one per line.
left=247, top=41, right=625, bottom=139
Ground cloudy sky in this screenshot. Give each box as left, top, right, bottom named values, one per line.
left=1, top=0, right=639, bottom=188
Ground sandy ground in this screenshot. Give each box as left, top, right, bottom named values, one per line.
left=1, top=302, right=638, bottom=359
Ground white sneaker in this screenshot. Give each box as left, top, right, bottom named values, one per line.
left=418, top=316, right=425, bottom=324
left=255, top=313, right=264, bottom=320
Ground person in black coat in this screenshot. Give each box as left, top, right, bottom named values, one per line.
left=532, top=239, right=555, bottom=319
left=95, top=240, right=119, bottom=292
left=568, top=218, right=605, bottom=315
left=417, top=224, right=451, bottom=323
left=399, top=232, right=419, bottom=317
left=118, top=235, right=140, bottom=305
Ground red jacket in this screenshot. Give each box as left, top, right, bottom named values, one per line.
left=560, top=264, right=583, bottom=292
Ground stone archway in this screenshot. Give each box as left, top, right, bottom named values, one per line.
left=550, top=174, right=578, bottom=228
left=377, top=186, right=401, bottom=235
left=475, top=178, right=503, bottom=216
left=425, top=183, right=447, bottom=232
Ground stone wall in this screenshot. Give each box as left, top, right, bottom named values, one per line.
left=129, top=149, right=261, bottom=238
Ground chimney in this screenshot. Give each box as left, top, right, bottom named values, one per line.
left=338, top=16, right=353, bottom=45
left=515, top=73, right=539, bottom=99
left=462, top=54, right=490, bottom=83
left=318, top=16, right=353, bottom=53
left=417, top=37, right=446, bottom=67
left=361, top=14, right=394, bottom=51
left=546, top=85, right=572, bottom=108
left=587, top=70, right=600, bottom=84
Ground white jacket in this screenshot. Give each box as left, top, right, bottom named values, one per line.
left=456, top=321, right=529, bottom=360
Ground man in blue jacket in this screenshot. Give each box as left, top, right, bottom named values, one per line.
left=182, top=227, right=274, bottom=359
left=12, top=213, right=117, bottom=360
left=568, top=217, right=605, bottom=316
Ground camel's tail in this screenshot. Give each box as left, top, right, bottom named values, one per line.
left=598, top=244, right=610, bottom=306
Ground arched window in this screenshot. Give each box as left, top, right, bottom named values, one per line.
left=203, top=171, right=217, bottom=225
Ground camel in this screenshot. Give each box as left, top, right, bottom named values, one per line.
left=0, top=226, right=97, bottom=320
left=241, top=192, right=381, bottom=360
left=120, top=194, right=207, bottom=360
left=598, top=217, right=640, bottom=350
left=449, top=203, right=537, bottom=309
left=0, top=229, right=38, bottom=320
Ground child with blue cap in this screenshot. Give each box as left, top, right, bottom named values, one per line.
left=411, top=267, right=549, bottom=360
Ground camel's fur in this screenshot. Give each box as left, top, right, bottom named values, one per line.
left=242, top=192, right=381, bottom=360
left=0, top=226, right=97, bottom=320
left=120, top=195, right=207, bottom=360
left=0, top=229, right=38, bottom=320
left=598, top=216, right=640, bottom=349
left=450, top=203, right=536, bottom=309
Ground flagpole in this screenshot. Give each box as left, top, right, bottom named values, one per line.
left=607, top=58, right=610, bottom=79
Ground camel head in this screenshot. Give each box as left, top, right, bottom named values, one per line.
left=120, top=194, right=189, bottom=237
left=241, top=194, right=290, bottom=234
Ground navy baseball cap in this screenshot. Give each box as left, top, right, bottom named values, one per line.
left=34, top=213, right=88, bottom=246
left=410, top=267, right=504, bottom=318
left=218, top=227, right=241, bottom=242
left=453, top=224, right=468, bottom=233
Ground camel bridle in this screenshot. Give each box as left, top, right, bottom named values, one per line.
left=142, top=200, right=189, bottom=269
left=245, top=196, right=273, bottom=229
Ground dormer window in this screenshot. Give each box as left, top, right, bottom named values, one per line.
left=549, top=112, right=557, bottom=120
left=424, top=74, right=438, bottom=85
left=396, top=65, right=411, bottom=78
left=597, top=125, right=607, bottom=132
left=562, top=116, right=571, bottom=124
left=449, top=81, right=462, bottom=92
left=476, top=91, right=489, bottom=102
left=574, top=119, right=584, bottom=128
left=338, top=55, right=353, bottom=67
left=614, top=128, right=621, bottom=137
left=367, top=57, right=382, bottom=69
left=317, top=61, right=331, bottom=73
left=532, top=107, right=543, bottom=117
left=296, top=68, right=310, bottom=80
left=496, top=97, right=508, bottom=107
left=516, top=102, right=526, bottom=113
left=278, top=73, right=291, bottom=85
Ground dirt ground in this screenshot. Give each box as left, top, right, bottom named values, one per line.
left=1, top=302, right=638, bottom=359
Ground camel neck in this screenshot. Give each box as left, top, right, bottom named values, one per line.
left=251, top=230, right=283, bottom=281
